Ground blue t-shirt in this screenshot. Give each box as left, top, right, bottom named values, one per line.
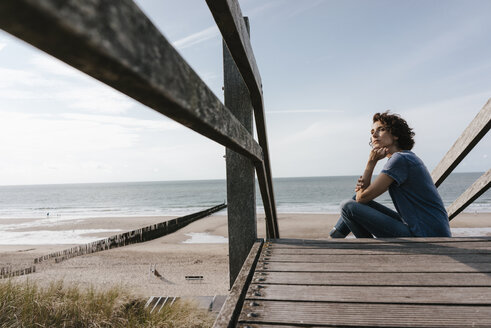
left=381, top=151, right=451, bottom=237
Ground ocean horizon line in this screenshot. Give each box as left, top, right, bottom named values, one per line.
left=0, top=171, right=486, bottom=188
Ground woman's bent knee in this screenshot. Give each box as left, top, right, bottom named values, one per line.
left=340, top=199, right=357, bottom=212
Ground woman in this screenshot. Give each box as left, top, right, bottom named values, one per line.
left=330, top=111, right=451, bottom=238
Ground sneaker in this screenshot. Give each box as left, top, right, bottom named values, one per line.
left=330, top=226, right=348, bottom=238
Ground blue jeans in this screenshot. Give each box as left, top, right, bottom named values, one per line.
left=331, top=198, right=413, bottom=238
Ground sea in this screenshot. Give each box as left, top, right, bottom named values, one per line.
left=0, top=173, right=489, bottom=244
left=0, top=172, right=490, bottom=219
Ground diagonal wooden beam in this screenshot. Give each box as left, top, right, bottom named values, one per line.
left=432, top=99, right=491, bottom=187
left=255, top=160, right=278, bottom=239
left=0, top=0, right=263, bottom=162
left=448, top=169, right=491, bottom=220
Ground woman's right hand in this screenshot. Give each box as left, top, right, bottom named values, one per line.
left=368, top=147, right=388, bottom=163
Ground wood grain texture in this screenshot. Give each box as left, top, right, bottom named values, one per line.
left=205, top=0, right=262, bottom=102
left=205, top=0, right=279, bottom=238
left=234, top=239, right=491, bottom=327
left=0, top=0, right=263, bottom=162
left=259, top=253, right=491, bottom=263
left=264, top=245, right=491, bottom=255
left=266, top=237, right=491, bottom=245
left=448, top=169, right=491, bottom=220
left=252, top=271, right=491, bottom=286
left=266, top=240, right=491, bottom=251
left=224, top=20, right=257, bottom=287
left=213, top=240, right=263, bottom=328
left=238, top=301, right=491, bottom=327
left=431, top=98, right=491, bottom=187
left=254, top=161, right=276, bottom=238
left=245, top=284, right=491, bottom=304
left=257, top=261, right=491, bottom=273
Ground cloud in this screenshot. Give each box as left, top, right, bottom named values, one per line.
left=29, top=54, right=83, bottom=78
left=0, top=110, right=183, bottom=158
left=81, top=161, right=113, bottom=171
left=0, top=66, right=60, bottom=100
left=280, top=115, right=367, bottom=145
left=400, top=91, right=490, bottom=132
left=0, top=108, right=226, bottom=184
left=269, top=114, right=372, bottom=177
left=60, top=87, right=136, bottom=114
left=0, top=40, right=6, bottom=51
left=0, top=67, right=55, bottom=88
left=398, top=92, right=491, bottom=170
left=0, top=111, right=140, bottom=153
left=0, top=82, right=135, bottom=115
left=61, top=113, right=181, bottom=131
left=0, top=56, right=136, bottom=114
left=172, top=26, right=219, bottom=50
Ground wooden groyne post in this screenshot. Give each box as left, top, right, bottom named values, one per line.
left=33, top=203, right=226, bottom=265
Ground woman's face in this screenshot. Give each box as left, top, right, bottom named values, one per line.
left=371, top=120, right=398, bottom=148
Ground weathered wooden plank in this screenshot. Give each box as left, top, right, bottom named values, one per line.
left=252, top=271, right=491, bottom=286
left=432, top=99, right=491, bottom=187
left=0, top=0, right=264, bottom=163
left=237, top=325, right=299, bottom=328
left=264, top=245, right=491, bottom=255
left=213, top=240, right=263, bottom=328
left=267, top=237, right=491, bottom=245
left=238, top=301, right=491, bottom=327
left=224, top=18, right=257, bottom=288
left=237, top=325, right=300, bottom=328
left=205, top=0, right=279, bottom=237
left=246, top=284, right=491, bottom=305
left=259, top=253, right=491, bottom=263
left=205, top=0, right=262, bottom=105
left=258, top=261, right=491, bottom=272
left=448, top=169, right=491, bottom=220
left=266, top=241, right=491, bottom=252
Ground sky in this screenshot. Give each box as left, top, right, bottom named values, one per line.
left=0, top=0, right=490, bottom=186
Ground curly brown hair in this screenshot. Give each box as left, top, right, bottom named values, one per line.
left=371, top=111, right=415, bottom=150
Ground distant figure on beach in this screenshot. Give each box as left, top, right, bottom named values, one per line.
left=330, top=111, right=451, bottom=238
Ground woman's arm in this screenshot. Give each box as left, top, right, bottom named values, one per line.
left=356, top=173, right=393, bottom=203
left=355, top=147, right=394, bottom=203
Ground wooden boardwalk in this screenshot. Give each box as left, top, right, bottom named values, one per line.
left=215, top=237, right=491, bottom=327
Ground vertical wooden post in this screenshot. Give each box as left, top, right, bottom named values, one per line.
left=224, top=17, right=257, bottom=288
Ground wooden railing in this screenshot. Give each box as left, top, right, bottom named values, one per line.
left=0, top=0, right=279, bottom=285
left=431, top=99, right=491, bottom=220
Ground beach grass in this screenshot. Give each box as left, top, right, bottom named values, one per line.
left=0, top=280, right=214, bottom=327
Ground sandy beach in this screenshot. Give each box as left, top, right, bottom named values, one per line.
left=1, top=212, right=490, bottom=298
